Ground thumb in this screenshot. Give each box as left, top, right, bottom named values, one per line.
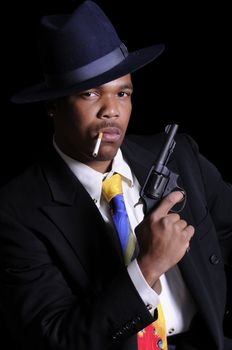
left=154, top=191, right=184, bottom=217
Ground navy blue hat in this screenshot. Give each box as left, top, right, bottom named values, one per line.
left=12, top=0, right=164, bottom=103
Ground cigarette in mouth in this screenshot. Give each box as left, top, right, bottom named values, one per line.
left=92, top=132, right=103, bottom=157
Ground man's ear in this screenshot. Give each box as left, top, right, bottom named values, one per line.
left=45, top=100, right=57, bottom=118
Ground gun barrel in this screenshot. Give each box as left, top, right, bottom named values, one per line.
left=157, top=124, right=178, bottom=165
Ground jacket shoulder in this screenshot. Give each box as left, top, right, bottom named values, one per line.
left=125, top=132, right=199, bottom=158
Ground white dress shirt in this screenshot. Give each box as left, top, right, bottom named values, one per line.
left=53, top=142, right=196, bottom=336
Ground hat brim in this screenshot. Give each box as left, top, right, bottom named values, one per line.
left=11, top=44, right=164, bottom=103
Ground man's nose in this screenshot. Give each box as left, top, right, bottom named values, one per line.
left=97, top=96, right=119, bottom=119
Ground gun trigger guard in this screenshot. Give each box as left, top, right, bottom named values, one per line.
left=170, top=189, right=187, bottom=213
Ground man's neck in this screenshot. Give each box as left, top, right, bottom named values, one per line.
left=83, top=159, right=112, bottom=173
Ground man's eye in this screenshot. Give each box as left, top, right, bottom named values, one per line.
left=83, top=92, right=93, bottom=97
left=78, top=91, right=98, bottom=99
left=118, top=91, right=129, bottom=97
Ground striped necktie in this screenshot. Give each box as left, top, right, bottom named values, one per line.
left=102, top=173, right=167, bottom=350
left=102, top=173, right=136, bottom=265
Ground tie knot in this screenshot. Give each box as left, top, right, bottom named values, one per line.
left=102, top=173, right=122, bottom=202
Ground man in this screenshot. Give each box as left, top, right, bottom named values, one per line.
left=0, top=1, right=231, bottom=349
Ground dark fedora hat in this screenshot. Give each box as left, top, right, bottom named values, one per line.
left=11, top=0, right=164, bottom=103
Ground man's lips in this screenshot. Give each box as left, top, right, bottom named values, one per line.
left=98, top=127, right=121, bottom=142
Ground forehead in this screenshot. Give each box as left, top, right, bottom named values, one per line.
left=84, top=74, right=133, bottom=92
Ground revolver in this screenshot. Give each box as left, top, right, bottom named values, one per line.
left=140, top=124, right=186, bottom=215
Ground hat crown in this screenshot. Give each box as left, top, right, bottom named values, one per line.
left=11, top=0, right=164, bottom=103
left=39, top=0, right=121, bottom=74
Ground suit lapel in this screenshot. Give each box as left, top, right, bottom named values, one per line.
left=40, top=147, right=123, bottom=285
left=121, top=137, right=157, bottom=187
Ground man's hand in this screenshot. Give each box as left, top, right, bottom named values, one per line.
left=136, top=191, right=195, bottom=289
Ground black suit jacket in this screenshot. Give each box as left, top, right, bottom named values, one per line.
left=0, top=133, right=231, bottom=350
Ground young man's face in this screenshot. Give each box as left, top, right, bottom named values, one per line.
left=53, top=74, right=133, bottom=172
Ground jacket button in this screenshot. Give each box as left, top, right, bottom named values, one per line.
left=168, top=328, right=175, bottom=335
left=131, top=316, right=140, bottom=326
left=209, top=254, right=220, bottom=265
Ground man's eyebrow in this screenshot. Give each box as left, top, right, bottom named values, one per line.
left=119, top=83, right=134, bottom=90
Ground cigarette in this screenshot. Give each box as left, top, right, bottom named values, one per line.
left=92, top=132, right=103, bottom=157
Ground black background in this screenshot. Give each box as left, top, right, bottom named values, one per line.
left=1, top=0, right=231, bottom=185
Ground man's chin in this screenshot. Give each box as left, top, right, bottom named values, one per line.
left=96, top=152, right=117, bottom=162
left=95, top=142, right=121, bottom=160
left=96, top=146, right=119, bottom=162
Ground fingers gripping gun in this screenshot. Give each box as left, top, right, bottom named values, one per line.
left=140, top=124, right=186, bottom=215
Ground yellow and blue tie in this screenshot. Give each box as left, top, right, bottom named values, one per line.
left=102, top=173, right=167, bottom=350
left=102, top=173, right=135, bottom=265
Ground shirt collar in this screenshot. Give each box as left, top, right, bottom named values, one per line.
left=108, top=149, right=134, bottom=188
left=53, top=140, right=134, bottom=208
